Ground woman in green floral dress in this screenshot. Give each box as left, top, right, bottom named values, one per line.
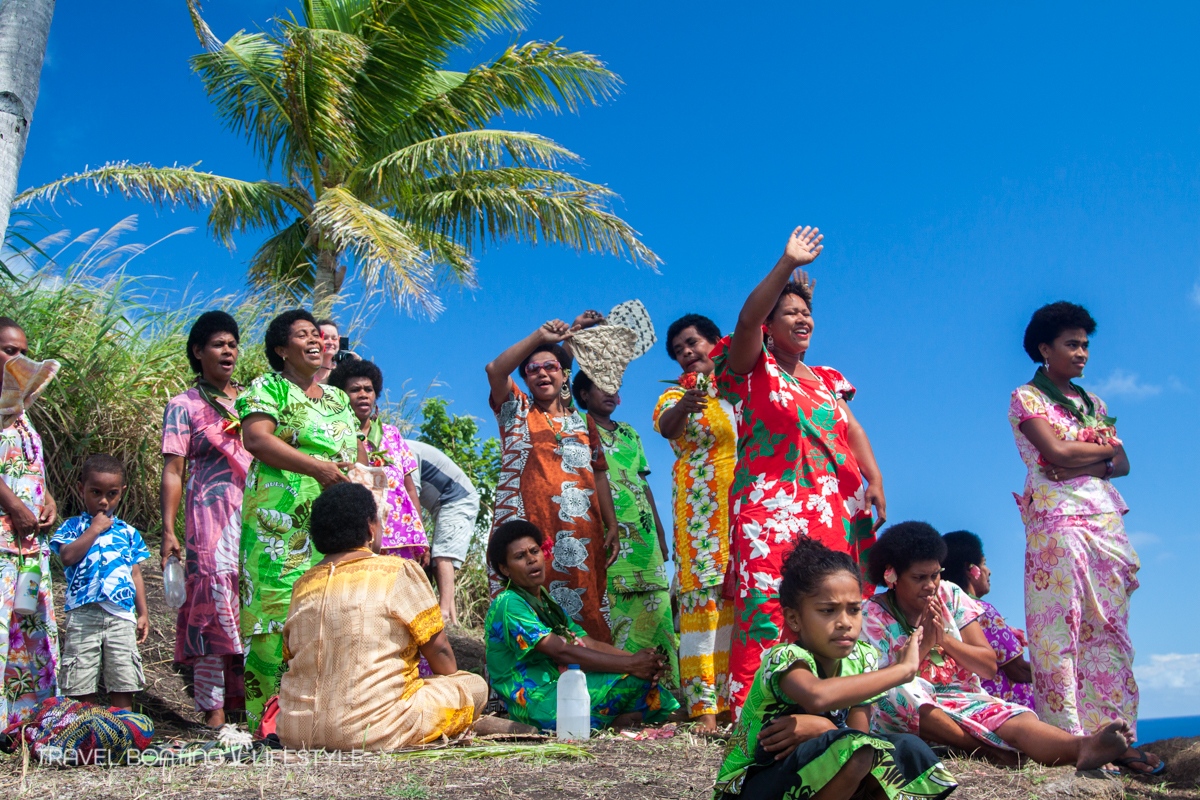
left=237, top=310, right=358, bottom=729
left=572, top=371, right=678, bottom=689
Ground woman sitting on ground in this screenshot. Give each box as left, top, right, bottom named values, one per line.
left=484, top=519, right=680, bottom=732
left=940, top=530, right=1034, bottom=710
left=278, top=482, right=487, bottom=751
left=861, top=521, right=1141, bottom=772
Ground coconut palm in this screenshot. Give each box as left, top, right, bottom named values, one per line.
left=15, top=0, right=657, bottom=314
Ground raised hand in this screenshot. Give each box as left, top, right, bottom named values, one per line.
left=538, top=319, right=574, bottom=344
left=782, top=226, right=824, bottom=269
left=898, top=627, right=924, bottom=677
left=571, top=310, right=605, bottom=331
left=789, top=268, right=817, bottom=293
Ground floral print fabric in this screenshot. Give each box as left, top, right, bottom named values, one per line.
left=376, top=423, right=428, bottom=559
left=711, top=336, right=876, bottom=715
left=0, top=415, right=49, bottom=556
left=162, top=388, right=250, bottom=663
left=489, top=385, right=611, bottom=642
left=974, top=599, right=1035, bottom=710
left=863, top=582, right=1031, bottom=749
left=1010, top=383, right=1140, bottom=738
left=1, top=548, right=58, bottom=727
left=235, top=373, right=358, bottom=726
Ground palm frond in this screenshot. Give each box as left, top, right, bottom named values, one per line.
left=402, top=167, right=659, bottom=269
left=357, top=130, right=579, bottom=199
left=246, top=217, right=317, bottom=300
left=185, top=0, right=222, bottom=52
left=15, top=163, right=309, bottom=246
left=390, top=41, right=620, bottom=147
left=310, top=187, right=446, bottom=314
left=279, top=22, right=369, bottom=176
left=189, top=33, right=293, bottom=170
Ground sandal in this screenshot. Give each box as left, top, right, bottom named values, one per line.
left=1112, top=748, right=1165, bottom=776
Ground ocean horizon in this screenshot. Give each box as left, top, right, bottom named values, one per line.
left=1137, top=715, right=1200, bottom=745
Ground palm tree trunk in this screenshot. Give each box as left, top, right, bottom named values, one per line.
left=0, top=0, right=55, bottom=244
left=312, top=246, right=343, bottom=316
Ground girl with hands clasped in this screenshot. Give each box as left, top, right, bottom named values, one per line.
left=485, top=313, right=619, bottom=642
left=715, top=536, right=957, bottom=800
left=712, top=226, right=887, bottom=715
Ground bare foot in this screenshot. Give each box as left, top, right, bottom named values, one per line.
left=472, top=715, right=540, bottom=736
left=1077, top=722, right=1131, bottom=771
left=612, top=712, right=644, bottom=731
left=204, top=708, right=226, bottom=729
left=693, top=713, right=717, bottom=733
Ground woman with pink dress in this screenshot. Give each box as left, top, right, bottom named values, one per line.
left=161, top=311, right=252, bottom=727
left=1008, top=302, right=1159, bottom=774
left=328, top=359, right=428, bottom=562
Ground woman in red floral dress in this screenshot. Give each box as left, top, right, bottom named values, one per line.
left=713, top=226, right=886, bottom=716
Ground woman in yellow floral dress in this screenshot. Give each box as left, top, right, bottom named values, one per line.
left=653, top=314, right=736, bottom=731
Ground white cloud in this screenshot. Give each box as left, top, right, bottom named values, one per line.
left=1090, top=369, right=1161, bottom=400
left=1136, top=653, right=1200, bottom=691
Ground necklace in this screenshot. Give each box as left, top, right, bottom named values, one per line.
left=594, top=419, right=618, bottom=448
left=538, top=406, right=566, bottom=442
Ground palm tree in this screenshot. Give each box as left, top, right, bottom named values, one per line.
left=0, top=0, right=56, bottom=244
left=16, top=0, right=657, bottom=315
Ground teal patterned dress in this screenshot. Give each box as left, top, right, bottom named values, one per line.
left=235, top=373, right=358, bottom=728
left=715, top=641, right=956, bottom=799
left=484, top=587, right=680, bottom=731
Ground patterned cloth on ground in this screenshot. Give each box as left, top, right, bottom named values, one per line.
left=0, top=697, right=153, bottom=766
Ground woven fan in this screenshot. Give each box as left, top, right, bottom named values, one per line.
left=570, top=325, right=638, bottom=394
left=0, top=355, right=60, bottom=429
left=607, top=299, right=656, bottom=360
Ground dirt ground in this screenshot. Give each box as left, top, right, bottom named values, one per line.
left=3, top=563, right=1195, bottom=799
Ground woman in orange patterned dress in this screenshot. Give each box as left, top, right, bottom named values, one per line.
left=653, top=314, right=736, bottom=732
left=278, top=483, right=486, bottom=751
left=485, top=316, right=619, bottom=642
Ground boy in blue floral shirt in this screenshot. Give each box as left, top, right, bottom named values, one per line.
left=51, top=454, right=150, bottom=710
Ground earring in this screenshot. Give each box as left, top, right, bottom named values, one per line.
left=767, top=334, right=775, bottom=351
left=560, top=370, right=572, bottom=401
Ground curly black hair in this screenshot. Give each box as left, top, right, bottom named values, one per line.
left=867, top=521, right=947, bottom=586
left=264, top=309, right=318, bottom=372
left=767, top=281, right=814, bottom=321
left=327, top=358, right=383, bottom=395
left=942, top=530, right=985, bottom=591
left=778, top=536, right=861, bottom=611
left=0, top=316, right=23, bottom=334
left=571, top=369, right=597, bottom=410
left=487, top=519, right=545, bottom=578
left=665, top=314, right=721, bottom=361
left=80, top=453, right=126, bottom=484
left=310, top=482, right=377, bottom=555
left=517, top=343, right=573, bottom=382
left=186, top=311, right=240, bottom=375
left=1022, top=302, right=1096, bottom=363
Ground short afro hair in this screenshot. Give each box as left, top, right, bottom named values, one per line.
left=264, top=309, right=318, bottom=371
left=327, top=358, right=383, bottom=395
left=767, top=281, right=813, bottom=321
left=186, top=311, right=240, bottom=374
left=867, top=521, right=947, bottom=586
left=310, top=482, right=376, bottom=555
left=80, top=453, right=126, bottom=484
left=941, top=530, right=985, bottom=591
left=517, top=343, right=572, bottom=382
left=1022, top=302, right=1096, bottom=363
left=779, top=536, right=861, bottom=611
left=571, top=369, right=597, bottom=410
left=665, top=314, right=721, bottom=361
left=487, top=519, right=545, bottom=578
left=0, top=316, right=23, bottom=335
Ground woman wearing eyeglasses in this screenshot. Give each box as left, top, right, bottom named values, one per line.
left=485, top=315, right=619, bottom=642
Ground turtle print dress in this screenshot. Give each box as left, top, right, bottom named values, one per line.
left=489, top=385, right=613, bottom=642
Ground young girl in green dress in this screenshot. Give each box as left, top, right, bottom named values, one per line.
left=715, top=537, right=957, bottom=800
left=572, top=370, right=678, bottom=689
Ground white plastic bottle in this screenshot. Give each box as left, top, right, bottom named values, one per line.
left=163, top=555, right=187, bottom=610
left=556, top=664, right=591, bottom=741
left=14, top=557, right=40, bottom=616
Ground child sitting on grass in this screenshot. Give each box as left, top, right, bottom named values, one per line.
left=50, top=454, right=150, bottom=711
left=714, top=537, right=957, bottom=800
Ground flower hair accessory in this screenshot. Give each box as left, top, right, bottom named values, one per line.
left=884, top=567, right=898, bottom=588
left=968, top=565, right=982, bottom=580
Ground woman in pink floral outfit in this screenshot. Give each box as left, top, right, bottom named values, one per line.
left=1008, top=302, right=1149, bottom=756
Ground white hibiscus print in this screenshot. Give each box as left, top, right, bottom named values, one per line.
left=263, top=537, right=286, bottom=561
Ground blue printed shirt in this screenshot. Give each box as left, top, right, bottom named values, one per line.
left=51, top=513, right=150, bottom=620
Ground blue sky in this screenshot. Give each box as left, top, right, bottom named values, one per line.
left=19, top=2, right=1200, bottom=719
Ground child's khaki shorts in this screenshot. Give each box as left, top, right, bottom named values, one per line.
left=59, top=603, right=144, bottom=695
